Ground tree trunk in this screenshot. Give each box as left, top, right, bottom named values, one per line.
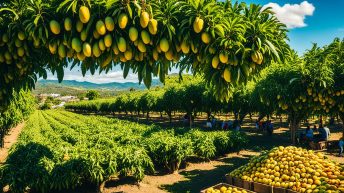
left=340, top=113, right=344, bottom=125
left=258, top=114, right=265, bottom=122
left=290, top=122, right=297, bottom=145
left=206, top=111, right=211, bottom=122
left=168, top=111, right=172, bottom=124
left=189, top=112, right=193, bottom=128
left=289, top=113, right=301, bottom=145
left=146, top=112, right=149, bottom=120
left=234, top=111, right=239, bottom=120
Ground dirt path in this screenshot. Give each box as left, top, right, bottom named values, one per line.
left=0, top=123, right=24, bottom=163
left=104, top=151, right=258, bottom=193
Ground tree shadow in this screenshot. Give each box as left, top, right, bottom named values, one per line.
left=244, top=131, right=291, bottom=152
left=161, top=155, right=253, bottom=193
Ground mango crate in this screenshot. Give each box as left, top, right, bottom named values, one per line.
left=273, top=186, right=287, bottom=193
left=225, top=174, right=233, bottom=185
left=200, top=183, right=256, bottom=193
left=252, top=182, right=273, bottom=193
left=229, top=176, right=253, bottom=190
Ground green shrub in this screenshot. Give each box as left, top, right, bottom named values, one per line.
left=229, top=131, right=248, bottom=152
left=186, top=130, right=216, bottom=159
left=210, top=131, right=233, bottom=156
left=144, top=131, right=193, bottom=173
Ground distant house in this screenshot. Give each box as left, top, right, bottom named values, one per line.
left=59, top=96, right=78, bottom=102
left=38, top=93, right=61, bottom=98
left=52, top=102, right=66, bottom=109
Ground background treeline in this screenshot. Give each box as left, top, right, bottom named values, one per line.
left=65, top=38, right=344, bottom=144
left=65, top=76, right=236, bottom=123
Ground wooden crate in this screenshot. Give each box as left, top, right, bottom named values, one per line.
left=233, top=177, right=244, bottom=188
left=225, top=174, right=233, bottom=185
left=273, top=186, right=287, bottom=193
left=226, top=175, right=252, bottom=190
left=286, top=189, right=298, bottom=193
left=253, top=182, right=272, bottom=193
left=200, top=183, right=256, bottom=193
left=243, top=180, right=253, bottom=191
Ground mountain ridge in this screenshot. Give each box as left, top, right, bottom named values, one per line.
left=36, top=79, right=161, bottom=90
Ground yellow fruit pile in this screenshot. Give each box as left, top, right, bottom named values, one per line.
left=206, top=186, right=248, bottom=193
left=230, top=146, right=344, bottom=193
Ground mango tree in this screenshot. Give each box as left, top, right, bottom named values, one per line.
left=228, top=82, right=255, bottom=123
left=161, top=87, right=182, bottom=123
left=253, top=53, right=333, bottom=144
left=202, top=89, right=223, bottom=119
left=0, top=0, right=290, bottom=109
left=315, top=38, right=344, bottom=126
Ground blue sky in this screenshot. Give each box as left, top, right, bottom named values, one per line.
left=46, top=0, right=344, bottom=83
left=241, top=0, right=344, bottom=53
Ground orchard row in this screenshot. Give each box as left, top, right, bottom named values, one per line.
left=0, top=110, right=247, bottom=192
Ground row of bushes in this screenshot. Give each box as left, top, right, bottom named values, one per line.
left=0, top=90, right=35, bottom=147
left=0, top=110, right=247, bottom=192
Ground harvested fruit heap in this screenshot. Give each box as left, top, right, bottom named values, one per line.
left=206, top=186, right=248, bottom=193
left=230, top=146, right=344, bottom=193
left=0, top=0, right=290, bottom=104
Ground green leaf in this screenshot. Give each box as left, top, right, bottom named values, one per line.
left=123, top=64, right=130, bottom=79
left=127, top=4, right=133, bottom=19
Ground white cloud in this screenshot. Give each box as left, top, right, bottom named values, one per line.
left=262, top=1, right=315, bottom=29
left=47, top=70, right=140, bottom=83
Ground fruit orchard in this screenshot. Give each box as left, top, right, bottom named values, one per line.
left=0, top=0, right=290, bottom=107
left=1, top=0, right=344, bottom=192
left=65, top=75, right=260, bottom=126
left=0, top=110, right=247, bottom=192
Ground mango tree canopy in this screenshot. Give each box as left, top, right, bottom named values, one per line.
left=0, top=0, right=290, bottom=106
left=252, top=40, right=344, bottom=143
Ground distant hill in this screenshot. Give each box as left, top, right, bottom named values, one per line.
left=33, top=79, right=161, bottom=96
left=37, top=79, right=161, bottom=90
